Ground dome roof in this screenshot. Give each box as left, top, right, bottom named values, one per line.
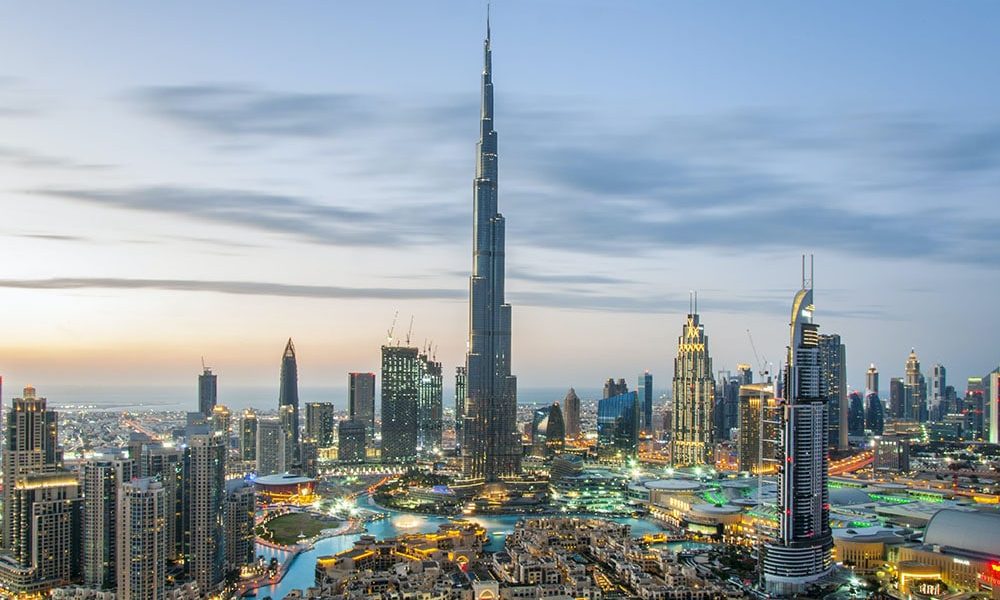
left=829, top=487, right=874, bottom=506
left=923, top=509, right=1000, bottom=558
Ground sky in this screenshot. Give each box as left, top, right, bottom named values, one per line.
left=1, top=1, right=998, bottom=406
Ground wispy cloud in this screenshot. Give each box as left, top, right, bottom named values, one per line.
left=0, top=145, right=111, bottom=170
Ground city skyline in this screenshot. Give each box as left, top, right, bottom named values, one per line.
left=2, top=2, right=1000, bottom=396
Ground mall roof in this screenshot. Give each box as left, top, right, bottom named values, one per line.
left=923, top=509, right=1000, bottom=559
left=254, top=473, right=316, bottom=486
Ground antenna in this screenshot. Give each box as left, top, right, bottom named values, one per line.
left=694, top=291, right=698, bottom=313
left=405, top=315, right=414, bottom=346
left=387, top=310, right=399, bottom=344
left=802, top=254, right=814, bottom=290
left=689, top=290, right=694, bottom=314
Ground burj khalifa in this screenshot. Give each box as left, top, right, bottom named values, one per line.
left=462, top=17, right=522, bottom=482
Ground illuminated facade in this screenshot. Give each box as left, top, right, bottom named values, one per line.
left=256, top=417, right=286, bottom=476
left=305, top=401, right=335, bottom=447
left=381, top=344, right=419, bottom=462
left=348, top=372, right=376, bottom=442
left=337, top=419, right=367, bottom=463
left=183, top=433, right=226, bottom=593
left=737, top=383, right=779, bottom=474
left=117, top=478, right=167, bottom=600
left=417, top=350, right=443, bottom=453
left=762, top=276, right=834, bottom=595
left=671, top=308, right=715, bottom=467
left=597, top=391, right=639, bottom=464
left=253, top=473, right=318, bottom=505
left=240, top=408, right=257, bottom=462
left=818, top=333, right=847, bottom=450
left=82, top=457, right=134, bottom=589
left=904, top=349, right=927, bottom=422
left=223, top=480, right=256, bottom=573
left=462, top=18, right=521, bottom=482
left=278, top=338, right=301, bottom=468
left=454, top=366, right=467, bottom=447
left=562, top=387, right=581, bottom=438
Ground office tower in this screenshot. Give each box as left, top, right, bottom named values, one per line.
left=671, top=303, right=715, bottom=467
left=381, top=344, right=420, bottom=462
left=240, top=409, right=257, bottom=462
left=763, top=270, right=833, bottom=595
left=223, top=480, right=255, bottom=573
left=199, top=366, right=217, bottom=417
left=462, top=19, right=521, bottom=482
left=348, top=372, right=376, bottom=442
left=337, top=420, right=367, bottom=463
left=930, top=363, right=946, bottom=420
left=865, top=363, right=879, bottom=396
left=714, top=373, right=741, bottom=442
left=904, top=349, right=927, bottom=422
left=256, top=418, right=286, bottom=476
left=889, top=377, right=905, bottom=420
left=278, top=338, right=300, bottom=468
left=965, top=377, right=985, bottom=440
left=638, top=371, right=654, bottom=433
left=562, top=388, right=581, bottom=439
left=603, top=378, right=629, bottom=398
left=183, top=433, right=226, bottom=593
left=417, top=350, right=443, bottom=453
left=597, top=391, right=639, bottom=464
left=736, top=364, right=753, bottom=385
left=986, top=367, right=1000, bottom=444
left=140, top=445, right=183, bottom=561
left=82, top=457, right=134, bottom=589
left=737, top=383, right=779, bottom=474
left=117, top=478, right=167, bottom=600
left=300, top=441, right=318, bottom=478
left=865, top=393, right=885, bottom=435
left=305, top=402, right=335, bottom=447
left=454, top=367, right=467, bottom=447
left=530, top=402, right=565, bottom=458
left=872, top=435, right=909, bottom=472
left=211, top=404, right=231, bottom=438
left=818, top=333, right=847, bottom=450
left=848, top=391, right=865, bottom=437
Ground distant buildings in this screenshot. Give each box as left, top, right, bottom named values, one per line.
left=305, top=401, right=335, bottom=448
left=737, top=383, right=779, bottom=474
left=848, top=391, right=866, bottom=437
left=530, top=402, right=565, bottom=458
left=256, top=417, right=286, bottom=476
left=671, top=305, right=715, bottom=467
left=381, top=344, right=419, bottom=463
left=198, top=366, right=217, bottom=417
left=337, top=420, right=367, bottom=463
left=930, top=363, right=947, bottom=419
left=417, top=350, right=443, bottom=453
left=562, top=388, right=581, bottom=439
left=603, top=377, right=629, bottom=398
left=239, top=409, right=257, bottom=463
left=865, top=392, right=885, bottom=435
left=904, top=349, right=927, bottom=422
left=818, top=333, right=847, bottom=450
left=873, top=434, right=909, bottom=472
left=638, top=371, right=653, bottom=433
left=890, top=377, right=905, bottom=420
left=223, top=480, right=255, bottom=573
left=278, top=339, right=301, bottom=469
left=348, top=372, right=376, bottom=443
left=986, top=367, right=1000, bottom=444
left=597, top=391, right=639, bottom=464
left=866, top=363, right=879, bottom=396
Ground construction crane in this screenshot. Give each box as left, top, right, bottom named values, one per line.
left=387, top=310, right=399, bottom=344
left=405, top=315, right=414, bottom=346
left=746, top=329, right=769, bottom=381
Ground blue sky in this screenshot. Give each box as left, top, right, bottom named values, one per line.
left=1, top=1, right=998, bottom=402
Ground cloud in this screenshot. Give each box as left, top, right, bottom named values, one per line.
left=0, top=277, right=464, bottom=300
left=31, top=185, right=461, bottom=248
left=15, top=233, right=89, bottom=242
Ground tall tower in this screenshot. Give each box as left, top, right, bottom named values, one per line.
left=305, top=402, right=335, bottom=447
left=454, top=367, right=467, bottom=447
left=417, top=349, right=443, bottom=453
left=904, top=349, right=926, bottom=421
left=671, top=297, right=715, bottom=467
left=381, top=344, right=420, bottom=462
left=117, top=478, right=167, bottom=600
left=278, top=339, right=300, bottom=467
left=348, top=372, right=376, bottom=442
left=462, top=16, right=521, bottom=481
left=82, top=457, right=134, bottom=589
left=638, top=373, right=653, bottom=433
left=198, top=366, right=217, bottom=417
left=183, top=433, right=226, bottom=593
left=865, top=364, right=879, bottom=397
left=818, top=333, right=847, bottom=450
left=930, top=363, right=946, bottom=419
left=562, top=388, right=581, bottom=438
left=763, top=265, right=833, bottom=595
left=239, top=409, right=257, bottom=463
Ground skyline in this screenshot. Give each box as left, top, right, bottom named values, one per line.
left=3, top=2, right=1000, bottom=397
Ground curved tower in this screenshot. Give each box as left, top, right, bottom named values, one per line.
left=763, top=274, right=833, bottom=595
left=462, top=17, right=521, bottom=481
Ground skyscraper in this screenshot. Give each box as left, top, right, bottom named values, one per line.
left=530, top=402, right=565, bottom=458
left=348, top=372, right=376, bottom=442
left=140, top=444, right=183, bottom=561
left=454, top=366, right=467, bottom=447
left=417, top=350, right=443, bottom=453
left=818, top=333, right=847, bottom=450
left=278, top=338, right=300, bottom=468
left=865, top=392, right=885, bottom=435
left=223, top=480, right=255, bottom=574
left=381, top=344, right=419, bottom=462
left=930, top=363, right=947, bottom=420
left=603, top=378, right=629, bottom=398
left=337, top=420, right=367, bottom=463
left=256, top=418, right=286, bottom=476
left=305, top=402, right=335, bottom=448
left=82, top=457, right=134, bottom=589
left=562, top=388, right=581, bottom=439
left=866, top=363, right=879, bottom=396
left=904, top=349, right=927, bottom=422
left=889, top=377, right=905, bottom=420
left=199, top=366, right=217, bottom=417
left=638, top=371, right=653, bottom=433
left=183, top=433, right=226, bottom=593
left=671, top=304, right=715, bottom=467
left=597, top=391, right=639, bottom=464
left=848, top=391, right=866, bottom=437
left=462, top=19, right=521, bottom=482
left=986, top=367, right=1000, bottom=444
left=763, top=271, right=833, bottom=595
left=210, top=404, right=231, bottom=438
left=737, top=383, right=779, bottom=474
left=240, top=409, right=257, bottom=463
left=117, top=478, right=167, bottom=600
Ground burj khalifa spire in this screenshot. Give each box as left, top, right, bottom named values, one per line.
left=462, top=14, right=521, bottom=482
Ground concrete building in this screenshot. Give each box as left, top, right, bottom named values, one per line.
left=256, top=417, right=286, bottom=476
left=381, top=344, right=420, bottom=463
left=348, top=372, right=376, bottom=442
left=671, top=301, right=715, bottom=467
left=82, top=457, right=134, bottom=589
left=183, top=433, right=226, bottom=593
left=305, top=401, right=335, bottom=448
left=337, top=419, right=367, bottom=463
left=117, top=478, right=167, bottom=600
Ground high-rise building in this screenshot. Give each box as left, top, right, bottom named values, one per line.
left=256, top=418, right=286, bottom=476
left=562, top=388, right=581, bottom=439
left=199, top=366, right=217, bottom=417
left=462, top=20, right=521, bottom=482
left=965, top=377, right=985, bottom=440
left=211, top=404, right=231, bottom=438
left=82, top=457, right=134, bottom=589
left=873, top=435, right=909, bottom=472
left=338, top=420, right=367, bottom=463
left=866, top=364, right=879, bottom=397
left=183, top=433, right=226, bottom=593
left=381, top=344, right=419, bottom=462
left=278, top=338, right=300, bottom=468
left=865, top=393, right=885, bottom=435
left=240, top=409, right=257, bottom=463
left=986, top=367, right=1000, bottom=444
left=848, top=391, right=866, bottom=437
left=140, top=444, right=183, bottom=561
left=737, top=383, right=779, bottom=474
left=223, top=480, right=255, bottom=574
left=714, top=372, right=741, bottom=442
left=763, top=272, right=833, bottom=595
left=417, top=351, right=443, bottom=453
left=305, top=402, right=335, bottom=448
left=818, top=333, right=847, bottom=450
left=638, top=371, right=653, bottom=433
left=889, top=377, right=905, bottom=420
left=454, top=366, right=467, bottom=447
left=117, top=478, right=167, bottom=600
left=603, top=378, right=628, bottom=398
left=597, top=391, right=639, bottom=464
left=530, top=402, right=565, bottom=458
left=904, top=349, right=927, bottom=422
left=348, top=372, right=376, bottom=443
left=930, top=363, right=946, bottom=420
left=736, top=364, right=753, bottom=385
left=671, top=306, right=715, bottom=467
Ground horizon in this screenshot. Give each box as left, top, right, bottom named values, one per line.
left=2, top=1, right=999, bottom=396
